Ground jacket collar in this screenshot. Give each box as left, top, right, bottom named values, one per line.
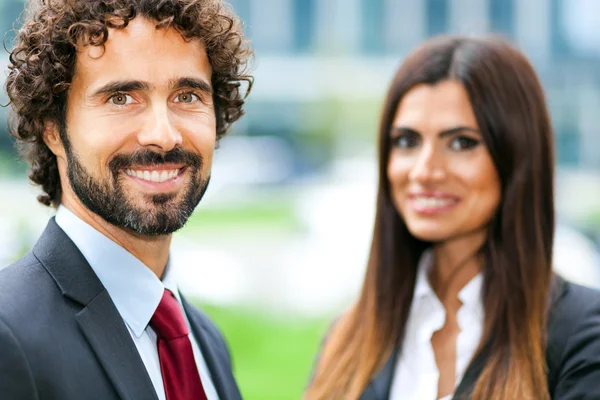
left=360, top=275, right=569, bottom=400
left=34, top=218, right=159, bottom=400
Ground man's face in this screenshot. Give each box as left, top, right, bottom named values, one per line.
left=57, top=17, right=216, bottom=235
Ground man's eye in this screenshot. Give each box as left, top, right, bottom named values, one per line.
left=174, top=92, right=200, bottom=103
left=450, top=136, right=480, bottom=151
left=108, top=93, right=133, bottom=106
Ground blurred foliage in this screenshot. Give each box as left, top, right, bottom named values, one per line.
left=588, top=208, right=600, bottom=225
left=13, top=219, right=33, bottom=262
left=585, top=209, right=600, bottom=240
left=183, top=197, right=303, bottom=234
left=196, top=301, right=330, bottom=400
left=0, top=149, right=26, bottom=178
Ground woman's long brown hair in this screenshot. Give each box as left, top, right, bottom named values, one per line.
left=305, top=36, right=555, bottom=400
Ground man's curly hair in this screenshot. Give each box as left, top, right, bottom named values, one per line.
left=5, top=0, right=253, bottom=207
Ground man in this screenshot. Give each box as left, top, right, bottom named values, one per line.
left=0, top=1, right=252, bottom=399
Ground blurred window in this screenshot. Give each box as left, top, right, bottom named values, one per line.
left=555, top=131, right=581, bottom=166
left=558, top=0, right=600, bottom=59
left=228, top=0, right=251, bottom=34
left=550, top=0, right=571, bottom=58
left=489, top=0, right=514, bottom=37
left=550, top=91, right=582, bottom=165
left=360, top=0, right=384, bottom=54
left=1, top=0, right=25, bottom=47
left=293, top=0, right=315, bottom=53
left=245, top=0, right=293, bottom=53
left=426, top=0, right=448, bottom=36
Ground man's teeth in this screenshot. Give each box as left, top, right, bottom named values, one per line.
left=413, top=196, right=455, bottom=208
left=125, top=169, right=180, bottom=183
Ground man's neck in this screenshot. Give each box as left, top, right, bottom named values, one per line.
left=60, top=198, right=172, bottom=278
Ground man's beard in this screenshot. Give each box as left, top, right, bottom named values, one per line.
left=63, top=140, right=210, bottom=236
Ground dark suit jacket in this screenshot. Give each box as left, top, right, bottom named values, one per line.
left=0, top=218, right=243, bottom=400
left=316, top=276, right=600, bottom=400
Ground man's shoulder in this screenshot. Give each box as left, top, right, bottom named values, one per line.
left=2, top=251, right=40, bottom=271
left=0, top=252, right=48, bottom=297
left=0, top=252, right=62, bottom=327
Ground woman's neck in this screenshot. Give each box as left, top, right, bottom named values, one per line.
left=430, top=232, right=486, bottom=308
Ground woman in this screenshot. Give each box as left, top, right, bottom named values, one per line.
left=305, top=36, right=600, bottom=400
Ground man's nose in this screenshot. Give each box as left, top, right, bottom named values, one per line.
left=137, top=106, right=183, bottom=152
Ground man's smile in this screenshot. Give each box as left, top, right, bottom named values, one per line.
left=123, top=166, right=188, bottom=191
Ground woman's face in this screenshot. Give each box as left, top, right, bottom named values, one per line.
left=387, top=80, right=501, bottom=243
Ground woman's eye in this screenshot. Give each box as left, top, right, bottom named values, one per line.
left=450, top=136, right=480, bottom=151
left=174, top=92, right=200, bottom=103
left=108, top=93, right=133, bottom=106
left=392, top=133, right=420, bottom=149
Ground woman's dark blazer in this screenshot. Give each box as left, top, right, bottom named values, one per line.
left=314, top=275, right=600, bottom=400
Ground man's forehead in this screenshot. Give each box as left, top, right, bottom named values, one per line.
left=78, top=17, right=205, bottom=59
left=72, top=17, right=211, bottom=91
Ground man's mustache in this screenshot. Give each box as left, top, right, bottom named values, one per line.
left=108, top=147, right=203, bottom=173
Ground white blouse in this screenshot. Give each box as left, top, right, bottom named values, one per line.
left=389, top=250, right=484, bottom=400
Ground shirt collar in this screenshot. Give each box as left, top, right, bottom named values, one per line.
left=414, top=248, right=483, bottom=309
left=55, top=205, right=177, bottom=338
left=162, top=258, right=184, bottom=305
left=458, top=272, right=483, bottom=310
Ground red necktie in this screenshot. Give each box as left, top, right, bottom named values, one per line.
left=150, top=289, right=208, bottom=400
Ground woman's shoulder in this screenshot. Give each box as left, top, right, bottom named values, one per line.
left=547, top=275, right=600, bottom=398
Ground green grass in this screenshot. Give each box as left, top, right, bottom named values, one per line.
left=182, top=199, right=303, bottom=234
left=194, top=302, right=330, bottom=400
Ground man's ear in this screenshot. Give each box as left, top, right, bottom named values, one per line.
left=42, top=120, right=66, bottom=159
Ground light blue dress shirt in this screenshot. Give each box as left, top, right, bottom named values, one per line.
left=55, top=205, right=220, bottom=400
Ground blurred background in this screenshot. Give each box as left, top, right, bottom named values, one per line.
left=2, top=0, right=600, bottom=399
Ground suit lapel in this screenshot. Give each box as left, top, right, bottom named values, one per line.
left=34, top=218, right=158, bottom=400
left=452, top=339, right=493, bottom=400
left=76, top=291, right=159, bottom=400
left=357, top=344, right=490, bottom=400
left=342, top=276, right=568, bottom=400
left=359, top=348, right=399, bottom=400
left=181, top=297, right=242, bottom=400
left=452, top=276, right=567, bottom=400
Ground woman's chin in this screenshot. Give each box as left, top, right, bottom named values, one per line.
left=406, top=223, right=453, bottom=243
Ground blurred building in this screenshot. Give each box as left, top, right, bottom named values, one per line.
left=1, top=0, right=600, bottom=169
left=221, top=0, right=600, bottom=170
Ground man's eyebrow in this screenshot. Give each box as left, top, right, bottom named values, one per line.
left=90, top=80, right=151, bottom=97
left=169, top=77, right=213, bottom=95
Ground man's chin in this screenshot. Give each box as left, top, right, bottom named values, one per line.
left=126, top=191, right=180, bottom=207
left=118, top=213, right=189, bottom=236
left=148, top=192, right=179, bottom=205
